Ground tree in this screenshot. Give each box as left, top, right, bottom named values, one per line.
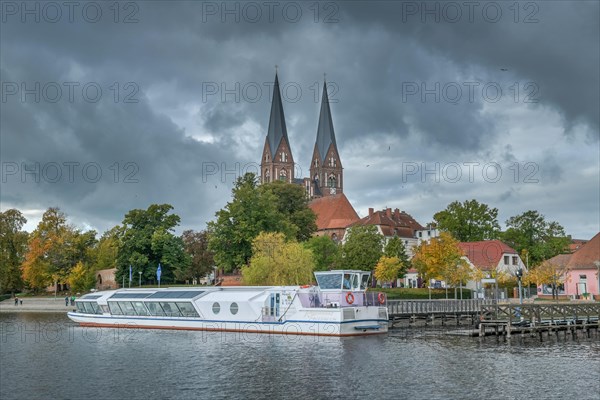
left=374, top=256, right=402, bottom=284
left=304, top=235, right=340, bottom=271
left=523, top=259, right=567, bottom=299
left=341, top=225, right=383, bottom=271
left=383, top=236, right=410, bottom=278
left=242, top=232, right=314, bottom=285
left=0, top=209, right=28, bottom=294
left=434, top=199, right=500, bottom=241
left=116, top=204, right=187, bottom=285
left=67, top=261, right=95, bottom=293
left=22, top=207, right=97, bottom=291
left=502, top=210, right=570, bottom=266
left=259, top=180, right=317, bottom=241
left=179, top=230, right=214, bottom=282
left=207, top=173, right=295, bottom=271
left=411, top=232, right=465, bottom=286
left=90, top=226, right=121, bottom=272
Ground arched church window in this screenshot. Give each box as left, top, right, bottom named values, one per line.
left=314, top=159, right=318, bottom=168
left=264, top=170, right=270, bottom=183
left=279, top=169, right=287, bottom=181
left=280, top=152, right=287, bottom=162
left=329, top=156, right=336, bottom=167
left=328, top=175, right=336, bottom=188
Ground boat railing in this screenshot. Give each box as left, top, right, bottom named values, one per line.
left=297, top=292, right=386, bottom=308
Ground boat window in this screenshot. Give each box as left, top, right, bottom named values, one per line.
left=351, top=274, right=360, bottom=290
left=160, top=302, right=182, bottom=317
left=76, top=303, right=85, bottom=313
left=118, top=301, right=137, bottom=315
left=342, top=274, right=352, bottom=290
left=230, top=302, right=239, bottom=315
left=131, top=301, right=149, bottom=316
left=361, top=274, right=370, bottom=290
left=108, top=302, right=123, bottom=315
left=89, top=302, right=102, bottom=314
left=146, top=302, right=166, bottom=316
left=176, top=302, right=199, bottom=317
left=316, top=273, right=342, bottom=289
left=212, top=302, right=221, bottom=315
left=101, top=305, right=109, bottom=314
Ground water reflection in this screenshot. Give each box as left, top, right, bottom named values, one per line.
left=1, top=313, right=598, bottom=400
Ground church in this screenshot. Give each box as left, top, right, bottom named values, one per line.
left=259, top=72, right=360, bottom=240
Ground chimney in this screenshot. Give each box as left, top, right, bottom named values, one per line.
left=394, top=208, right=400, bottom=218
left=386, top=208, right=392, bottom=218
left=368, top=207, right=374, bottom=216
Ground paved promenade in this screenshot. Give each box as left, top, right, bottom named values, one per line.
left=0, top=297, right=75, bottom=313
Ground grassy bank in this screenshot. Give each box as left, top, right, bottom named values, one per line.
left=377, top=288, right=473, bottom=300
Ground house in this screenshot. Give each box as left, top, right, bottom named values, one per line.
left=458, top=240, right=526, bottom=291
left=344, top=207, right=428, bottom=257
left=563, top=232, right=600, bottom=298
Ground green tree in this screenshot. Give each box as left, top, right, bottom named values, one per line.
left=0, top=209, right=28, bottom=294
left=259, top=180, right=317, bottom=241
left=374, top=256, right=402, bottom=284
left=90, top=226, right=121, bottom=271
left=383, top=236, right=410, bottom=278
left=433, top=199, right=500, bottom=241
left=242, top=232, right=314, bottom=285
left=502, top=210, right=570, bottom=266
left=116, top=204, right=186, bottom=285
left=207, top=173, right=294, bottom=271
left=341, top=225, right=383, bottom=271
left=179, top=230, right=214, bottom=281
left=304, top=235, right=340, bottom=271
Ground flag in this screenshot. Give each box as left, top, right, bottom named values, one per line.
left=129, top=265, right=132, bottom=282
left=157, top=263, right=162, bottom=283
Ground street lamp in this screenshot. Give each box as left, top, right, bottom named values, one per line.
left=515, top=267, right=523, bottom=305
left=594, top=261, right=600, bottom=300
left=138, top=271, right=142, bottom=287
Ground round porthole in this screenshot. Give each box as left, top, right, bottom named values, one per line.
left=230, top=302, right=239, bottom=315
left=212, top=302, right=220, bottom=314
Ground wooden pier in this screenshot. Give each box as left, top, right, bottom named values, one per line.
left=387, top=299, right=494, bottom=327
left=478, top=302, right=600, bottom=339
left=387, top=300, right=600, bottom=341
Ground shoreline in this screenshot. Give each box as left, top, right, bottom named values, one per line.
left=0, top=297, right=76, bottom=314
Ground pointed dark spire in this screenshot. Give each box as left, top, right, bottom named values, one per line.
left=266, top=72, right=289, bottom=155
left=315, top=80, right=338, bottom=162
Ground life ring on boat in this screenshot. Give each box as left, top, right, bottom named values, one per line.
left=378, top=293, right=385, bottom=304
left=346, top=292, right=355, bottom=304
left=300, top=285, right=310, bottom=288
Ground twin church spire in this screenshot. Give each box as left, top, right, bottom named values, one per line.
left=260, top=72, right=343, bottom=198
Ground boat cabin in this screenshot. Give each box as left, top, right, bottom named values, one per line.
left=314, top=270, right=371, bottom=292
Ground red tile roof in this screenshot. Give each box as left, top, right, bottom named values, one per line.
left=546, top=253, right=572, bottom=268
left=351, top=208, right=424, bottom=238
left=567, top=232, right=600, bottom=270
left=458, top=240, right=518, bottom=270
left=569, top=239, right=588, bottom=253
left=308, top=194, right=360, bottom=230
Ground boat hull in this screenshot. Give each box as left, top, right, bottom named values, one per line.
left=67, top=312, right=388, bottom=337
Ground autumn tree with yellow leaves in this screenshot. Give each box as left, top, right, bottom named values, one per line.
left=411, top=232, right=469, bottom=288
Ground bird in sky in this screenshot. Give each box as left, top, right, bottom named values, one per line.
left=500, top=68, right=508, bottom=71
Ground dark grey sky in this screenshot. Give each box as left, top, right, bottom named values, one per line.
left=1, top=1, right=598, bottom=239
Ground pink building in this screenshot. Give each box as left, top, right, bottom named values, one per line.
left=563, top=233, right=600, bottom=298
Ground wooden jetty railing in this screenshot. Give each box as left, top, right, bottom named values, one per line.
left=387, top=299, right=494, bottom=317
left=479, top=302, right=600, bottom=338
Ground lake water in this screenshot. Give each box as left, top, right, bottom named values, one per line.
left=1, top=313, right=599, bottom=400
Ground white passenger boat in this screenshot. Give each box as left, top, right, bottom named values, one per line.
left=68, top=270, right=389, bottom=337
